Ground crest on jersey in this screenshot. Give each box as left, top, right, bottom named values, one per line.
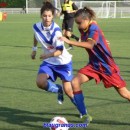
left=46, top=31, right=51, bottom=39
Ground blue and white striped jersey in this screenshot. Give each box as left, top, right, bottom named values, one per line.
left=33, top=21, right=72, bottom=65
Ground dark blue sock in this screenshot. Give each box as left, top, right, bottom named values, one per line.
left=70, top=97, right=77, bottom=107
left=74, top=90, right=87, bottom=115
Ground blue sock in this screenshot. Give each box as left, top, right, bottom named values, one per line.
left=45, top=80, right=59, bottom=93
left=70, top=97, right=77, bottom=107
left=74, top=90, right=87, bottom=115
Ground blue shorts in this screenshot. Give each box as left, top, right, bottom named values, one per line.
left=38, top=61, right=73, bottom=82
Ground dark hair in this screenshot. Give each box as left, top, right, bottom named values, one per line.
left=40, top=2, right=55, bottom=15
left=75, top=6, right=96, bottom=20
left=64, top=0, right=69, bottom=3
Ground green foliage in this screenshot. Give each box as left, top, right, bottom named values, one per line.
left=0, top=0, right=26, bottom=7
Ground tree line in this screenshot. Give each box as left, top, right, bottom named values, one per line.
left=0, top=0, right=124, bottom=8
left=0, top=0, right=25, bottom=8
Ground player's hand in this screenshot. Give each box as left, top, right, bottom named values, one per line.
left=31, top=51, right=36, bottom=59
left=59, top=37, right=70, bottom=44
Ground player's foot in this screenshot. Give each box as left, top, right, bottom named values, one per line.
left=57, top=84, right=64, bottom=104
left=79, top=113, right=83, bottom=119
left=82, top=114, right=92, bottom=127
left=79, top=109, right=87, bottom=118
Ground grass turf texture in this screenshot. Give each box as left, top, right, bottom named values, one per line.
left=0, top=14, right=130, bottom=130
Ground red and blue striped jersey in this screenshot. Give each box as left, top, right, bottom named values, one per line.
left=80, top=21, right=119, bottom=75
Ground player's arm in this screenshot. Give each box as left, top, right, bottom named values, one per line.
left=31, top=35, right=38, bottom=59
left=59, top=37, right=95, bottom=49
left=40, top=31, right=63, bottom=60
left=40, top=49, right=62, bottom=60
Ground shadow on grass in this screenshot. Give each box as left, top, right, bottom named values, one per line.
left=0, top=85, right=42, bottom=93
left=0, top=106, right=130, bottom=130
left=0, top=107, right=46, bottom=129
left=92, top=119, right=130, bottom=126
left=0, top=44, right=31, bottom=48
left=0, top=66, right=37, bottom=72
left=1, top=84, right=128, bottom=105
left=84, top=95, right=128, bottom=104
left=0, top=106, right=80, bottom=129
left=113, top=57, right=130, bottom=60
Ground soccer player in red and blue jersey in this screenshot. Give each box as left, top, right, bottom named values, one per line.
left=60, top=6, right=130, bottom=126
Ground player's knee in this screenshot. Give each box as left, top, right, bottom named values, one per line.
left=66, top=32, right=72, bottom=37
left=36, top=80, right=42, bottom=89
left=36, top=79, right=46, bottom=89
left=64, top=89, right=73, bottom=98
left=71, top=79, right=75, bottom=87
left=72, top=78, right=78, bottom=86
left=126, top=93, right=130, bottom=101
left=71, top=79, right=80, bottom=92
left=116, top=87, right=130, bottom=101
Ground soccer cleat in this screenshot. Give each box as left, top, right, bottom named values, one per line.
left=79, top=113, right=83, bottom=119
left=79, top=109, right=87, bottom=119
left=82, top=114, right=92, bottom=127
left=57, top=84, right=64, bottom=104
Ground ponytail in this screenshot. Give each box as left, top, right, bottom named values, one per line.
left=75, top=6, right=96, bottom=20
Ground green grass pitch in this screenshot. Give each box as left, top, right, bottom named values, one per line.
left=0, top=14, right=130, bottom=130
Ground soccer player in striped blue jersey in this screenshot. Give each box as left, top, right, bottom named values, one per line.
left=31, top=2, right=76, bottom=106
left=60, top=6, right=130, bottom=126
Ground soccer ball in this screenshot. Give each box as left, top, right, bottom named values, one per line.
left=49, top=116, right=69, bottom=130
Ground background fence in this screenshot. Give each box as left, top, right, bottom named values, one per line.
left=0, top=1, right=130, bottom=18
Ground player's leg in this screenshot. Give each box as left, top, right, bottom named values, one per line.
left=65, top=31, right=73, bottom=50
left=63, top=80, right=87, bottom=119
left=72, top=73, right=89, bottom=114
left=62, top=29, right=66, bottom=36
left=62, top=22, right=71, bottom=50
left=67, top=18, right=79, bottom=41
left=36, top=73, right=48, bottom=90
left=64, top=19, right=73, bottom=50
left=62, top=81, right=77, bottom=106
left=36, top=73, right=61, bottom=93
left=62, top=81, right=73, bottom=97
left=36, top=62, right=64, bottom=104
left=56, top=62, right=74, bottom=104
left=115, top=87, right=130, bottom=101
left=66, top=31, right=72, bottom=38
left=101, top=70, right=130, bottom=101
left=63, top=29, right=71, bottom=49
left=72, top=73, right=92, bottom=124
left=62, top=19, right=66, bottom=36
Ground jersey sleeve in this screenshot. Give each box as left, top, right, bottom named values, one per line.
left=87, top=25, right=99, bottom=44
left=33, top=23, right=40, bottom=43
left=53, top=31, right=64, bottom=51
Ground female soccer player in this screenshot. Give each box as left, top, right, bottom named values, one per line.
left=31, top=2, right=76, bottom=106
left=60, top=6, right=130, bottom=124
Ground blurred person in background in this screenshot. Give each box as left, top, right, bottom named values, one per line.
left=60, top=0, right=79, bottom=50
